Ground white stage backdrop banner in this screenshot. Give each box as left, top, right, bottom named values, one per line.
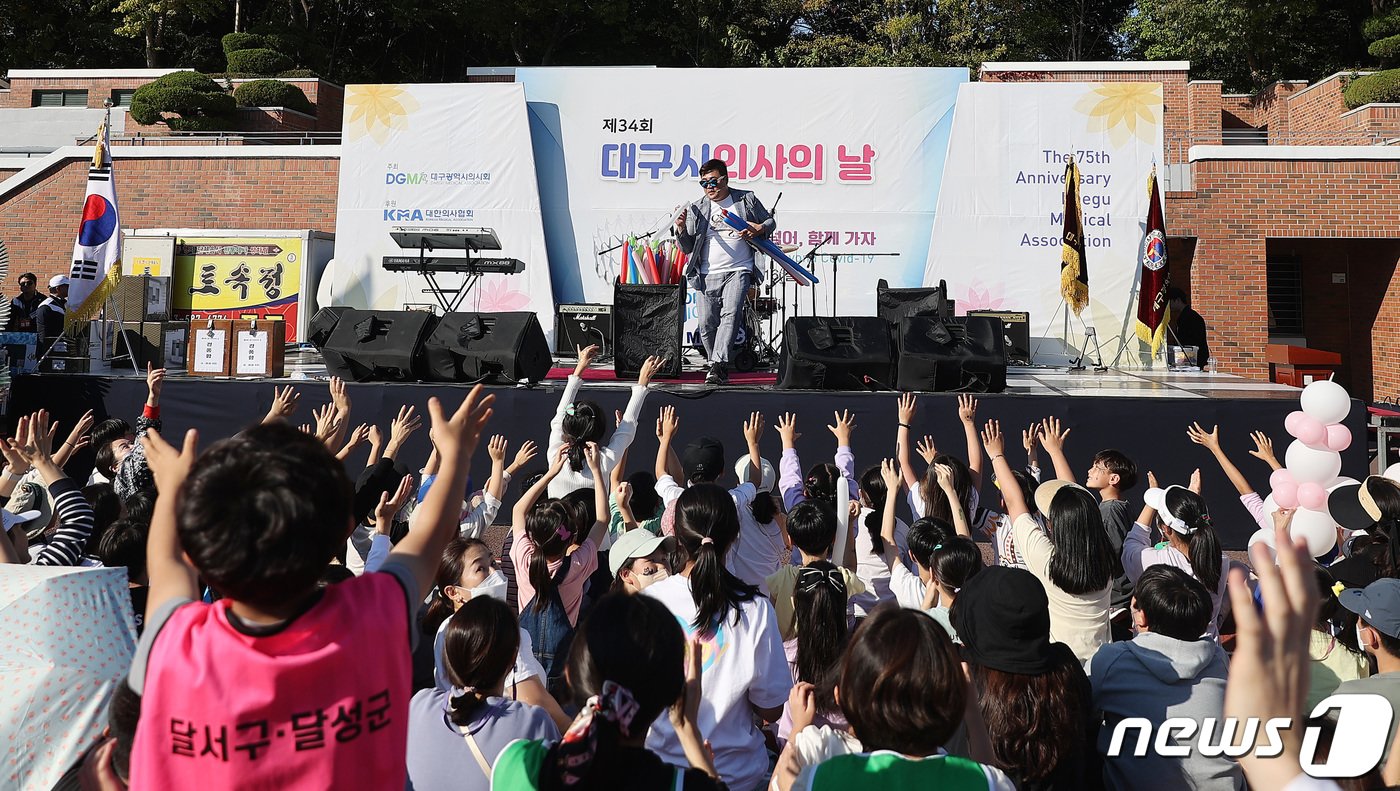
left=515, top=67, right=967, bottom=339
left=333, top=83, right=555, bottom=336
left=926, top=82, right=1164, bottom=365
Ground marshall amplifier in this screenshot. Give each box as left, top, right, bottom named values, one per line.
left=966, top=310, right=1031, bottom=365
left=555, top=303, right=614, bottom=357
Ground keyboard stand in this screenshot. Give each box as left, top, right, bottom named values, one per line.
left=403, top=237, right=481, bottom=314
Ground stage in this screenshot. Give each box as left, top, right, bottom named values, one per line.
left=8, top=355, right=1365, bottom=551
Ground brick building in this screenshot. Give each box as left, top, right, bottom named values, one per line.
left=2, top=63, right=1398, bottom=401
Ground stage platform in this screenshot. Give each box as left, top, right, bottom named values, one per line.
left=7, top=354, right=1365, bottom=551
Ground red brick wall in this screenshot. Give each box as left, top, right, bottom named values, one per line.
left=0, top=77, right=164, bottom=109
left=1284, top=76, right=1355, bottom=144
left=1250, top=81, right=1309, bottom=142
left=1187, top=81, right=1223, bottom=146
left=1170, top=158, right=1400, bottom=395
left=1222, top=95, right=1257, bottom=127
left=0, top=154, right=339, bottom=290
left=982, top=68, right=1192, bottom=162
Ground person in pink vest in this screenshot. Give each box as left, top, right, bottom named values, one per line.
left=125, top=386, right=495, bottom=789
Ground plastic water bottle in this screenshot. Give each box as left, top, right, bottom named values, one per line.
left=1205, top=356, right=1218, bottom=373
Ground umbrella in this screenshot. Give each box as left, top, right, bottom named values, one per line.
left=0, top=566, right=136, bottom=790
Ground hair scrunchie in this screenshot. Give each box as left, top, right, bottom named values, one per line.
left=554, top=680, right=640, bottom=785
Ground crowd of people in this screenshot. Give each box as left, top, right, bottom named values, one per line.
left=6, top=344, right=1400, bottom=791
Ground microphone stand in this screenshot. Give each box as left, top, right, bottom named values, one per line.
left=803, top=237, right=831, bottom=315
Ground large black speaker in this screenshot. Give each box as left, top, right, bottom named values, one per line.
left=423, top=312, right=551, bottom=383
left=966, top=310, right=1031, bottom=365
left=321, top=310, right=437, bottom=382
left=896, top=315, right=1008, bottom=393
left=613, top=283, right=683, bottom=379
left=308, top=305, right=352, bottom=350
left=877, top=278, right=952, bottom=325
left=777, top=317, right=894, bottom=390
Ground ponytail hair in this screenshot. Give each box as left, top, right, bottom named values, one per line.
left=1162, top=488, right=1222, bottom=591
left=421, top=535, right=490, bottom=636
left=1367, top=479, right=1400, bottom=577
left=803, top=462, right=840, bottom=507
left=525, top=499, right=576, bottom=613
left=750, top=490, right=778, bottom=525
left=673, top=483, right=759, bottom=634
left=794, top=560, right=848, bottom=717
left=561, top=399, right=604, bottom=472
left=860, top=465, right=889, bottom=555
left=920, top=454, right=972, bottom=523
left=442, top=596, right=520, bottom=725
left=931, top=536, right=983, bottom=595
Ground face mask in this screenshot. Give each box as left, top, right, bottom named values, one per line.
left=469, top=570, right=508, bottom=602
left=632, top=567, right=669, bottom=591
left=1358, top=624, right=1371, bottom=655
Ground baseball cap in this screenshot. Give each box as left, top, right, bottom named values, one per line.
left=608, top=530, right=676, bottom=578
left=5, top=480, right=53, bottom=540
left=1329, top=476, right=1397, bottom=532
left=1341, top=578, right=1400, bottom=639
left=1033, top=479, right=1093, bottom=517
left=733, top=454, right=776, bottom=492
left=682, top=437, right=724, bottom=482
left=48, top=275, right=70, bottom=288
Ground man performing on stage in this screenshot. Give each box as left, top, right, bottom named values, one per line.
left=673, top=158, right=775, bottom=385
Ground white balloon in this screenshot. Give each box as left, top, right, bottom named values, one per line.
left=1262, top=493, right=1279, bottom=517
left=1247, top=529, right=1278, bottom=564
left=1326, top=476, right=1361, bottom=492
left=1289, top=507, right=1339, bottom=556
left=1285, top=441, right=1342, bottom=485
left=1300, top=379, right=1352, bottom=425
left=1386, top=463, right=1400, bottom=484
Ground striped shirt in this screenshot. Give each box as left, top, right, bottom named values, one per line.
left=29, top=477, right=96, bottom=566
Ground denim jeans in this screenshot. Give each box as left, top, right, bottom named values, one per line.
left=696, top=269, right=750, bottom=366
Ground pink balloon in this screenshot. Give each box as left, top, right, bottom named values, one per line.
left=1284, top=410, right=1309, bottom=439
left=1324, top=424, right=1352, bottom=452
left=1270, top=468, right=1295, bottom=491
left=1274, top=480, right=1300, bottom=509
left=1296, top=415, right=1326, bottom=446
left=1297, top=482, right=1327, bottom=511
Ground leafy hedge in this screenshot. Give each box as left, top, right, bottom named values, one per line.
left=233, top=79, right=313, bottom=113
left=1371, top=35, right=1400, bottom=63
left=221, top=32, right=265, bottom=55
left=1343, top=69, right=1400, bottom=108
left=225, top=48, right=293, bottom=76
left=128, top=71, right=235, bottom=131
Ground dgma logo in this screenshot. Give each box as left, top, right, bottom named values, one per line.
left=1107, top=694, right=1393, bottom=778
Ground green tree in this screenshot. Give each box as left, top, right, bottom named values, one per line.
left=1121, top=0, right=1373, bottom=91
left=111, top=0, right=227, bottom=66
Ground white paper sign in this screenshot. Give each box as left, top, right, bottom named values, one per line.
left=236, top=331, right=269, bottom=376
left=193, top=329, right=226, bottom=373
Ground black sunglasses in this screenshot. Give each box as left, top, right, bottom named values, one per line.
left=698, top=178, right=725, bottom=188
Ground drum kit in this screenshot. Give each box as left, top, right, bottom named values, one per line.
left=729, top=243, right=800, bottom=373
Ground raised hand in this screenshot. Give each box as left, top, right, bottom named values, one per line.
left=1189, top=467, right=1202, bottom=494
left=935, top=463, right=956, bottom=493
left=5, top=411, right=59, bottom=468
left=1147, top=470, right=1160, bottom=490
left=880, top=458, right=903, bottom=492
left=1249, top=431, right=1280, bottom=469
left=387, top=404, right=422, bottom=452
left=614, top=480, right=633, bottom=510
left=742, top=411, right=765, bottom=447
left=775, top=412, right=800, bottom=448
left=329, top=376, right=350, bottom=415
left=145, top=362, right=166, bottom=405
left=897, top=392, right=917, bottom=425
left=143, top=427, right=199, bottom=495
left=548, top=442, right=570, bottom=474
left=264, top=385, right=300, bottom=423
left=487, top=434, right=508, bottom=463
left=311, top=403, right=342, bottom=444
left=657, top=405, right=679, bottom=441
left=1186, top=422, right=1222, bottom=452
left=573, top=344, right=600, bottom=376
left=638, top=354, right=665, bottom=387
left=583, top=441, right=601, bottom=472
left=916, top=435, right=938, bottom=465
left=1039, top=416, right=1070, bottom=452
left=957, top=393, right=978, bottom=425
left=827, top=409, right=856, bottom=446
left=509, top=439, right=538, bottom=473
left=62, top=409, right=95, bottom=453
left=980, top=419, right=1004, bottom=457
left=375, top=474, right=415, bottom=533
left=424, top=385, right=495, bottom=465
left=1022, top=424, right=1039, bottom=453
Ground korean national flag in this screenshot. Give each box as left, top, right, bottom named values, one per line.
left=65, top=120, right=122, bottom=332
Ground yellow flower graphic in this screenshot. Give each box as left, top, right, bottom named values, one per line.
left=1073, top=83, right=1161, bottom=148
left=345, top=85, right=419, bottom=144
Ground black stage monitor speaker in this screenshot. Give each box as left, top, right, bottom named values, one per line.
left=555, top=303, right=614, bottom=357
left=114, top=321, right=187, bottom=369
left=966, top=310, right=1031, bottom=366
left=614, top=283, right=683, bottom=379
left=308, top=305, right=352, bottom=350
left=877, top=278, right=952, bottom=325
left=896, top=315, right=1008, bottom=393
left=321, top=309, right=437, bottom=382
left=778, top=316, right=894, bottom=391
left=423, top=312, right=551, bottom=384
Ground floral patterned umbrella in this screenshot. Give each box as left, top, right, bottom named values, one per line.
left=0, top=566, right=136, bottom=790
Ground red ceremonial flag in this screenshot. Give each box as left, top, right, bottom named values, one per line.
left=1135, top=167, right=1172, bottom=353
left=1059, top=157, right=1088, bottom=316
